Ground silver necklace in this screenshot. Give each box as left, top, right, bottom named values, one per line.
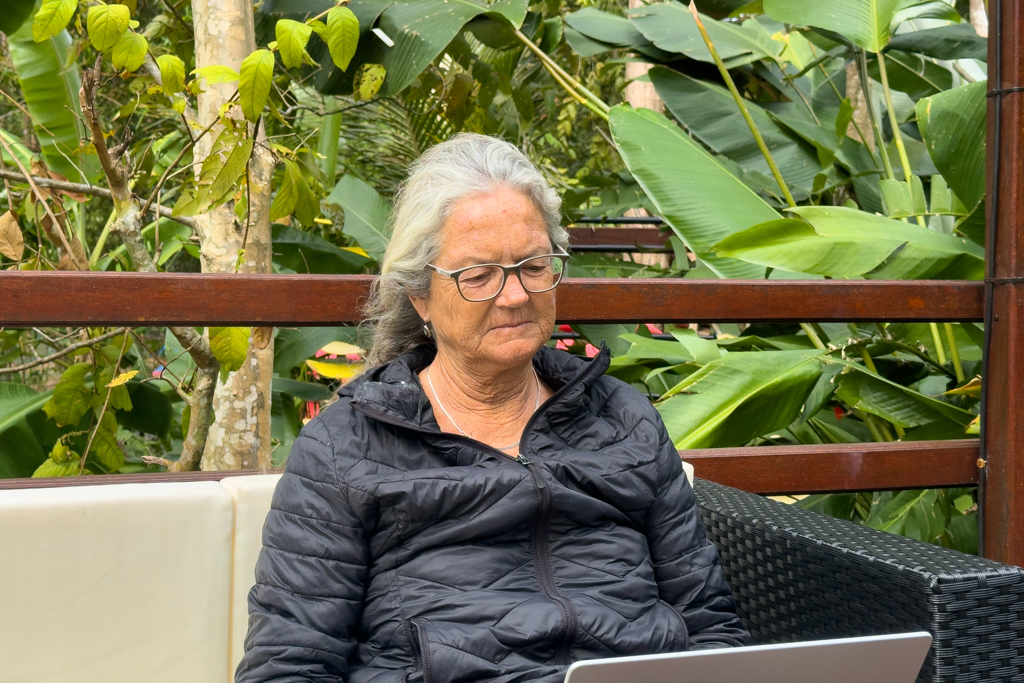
left=425, top=365, right=540, bottom=452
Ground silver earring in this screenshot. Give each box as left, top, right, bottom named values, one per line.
left=422, top=322, right=433, bottom=339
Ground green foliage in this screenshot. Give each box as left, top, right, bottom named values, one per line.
left=44, top=363, right=94, bottom=427
left=32, top=0, right=76, bottom=43
left=111, top=31, right=148, bottom=72
left=239, top=48, right=275, bottom=122
left=209, top=328, right=251, bottom=373
left=174, top=127, right=254, bottom=217
left=327, top=175, right=391, bottom=261
left=327, top=6, right=360, bottom=71
left=0, top=0, right=33, bottom=35
left=156, top=54, right=186, bottom=94
left=87, top=3, right=131, bottom=52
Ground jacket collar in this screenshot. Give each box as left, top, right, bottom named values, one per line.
left=344, top=343, right=612, bottom=433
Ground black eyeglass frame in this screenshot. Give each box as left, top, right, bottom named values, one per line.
left=425, top=249, right=570, bottom=302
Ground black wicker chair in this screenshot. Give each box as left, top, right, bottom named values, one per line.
left=694, top=478, right=1024, bottom=683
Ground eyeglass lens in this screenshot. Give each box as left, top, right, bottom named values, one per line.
left=457, top=256, right=565, bottom=302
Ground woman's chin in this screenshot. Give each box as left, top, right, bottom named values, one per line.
left=481, top=331, right=547, bottom=365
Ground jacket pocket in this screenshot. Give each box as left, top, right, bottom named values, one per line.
left=658, top=599, right=689, bottom=650
left=407, top=619, right=434, bottom=683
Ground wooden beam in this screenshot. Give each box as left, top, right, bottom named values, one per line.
left=982, top=0, right=1024, bottom=565
left=682, top=440, right=980, bottom=495
left=0, top=273, right=983, bottom=326
left=0, top=441, right=979, bottom=494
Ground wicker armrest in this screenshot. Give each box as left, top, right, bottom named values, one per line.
left=693, top=478, right=1024, bottom=683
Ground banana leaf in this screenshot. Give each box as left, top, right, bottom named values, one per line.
left=7, top=21, right=97, bottom=182
left=0, top=0, right=32, bottom=35
left=0, top=383, right=53, bottom=479
left=609, top=105, right=772, bottom=279
left=562, top=8, right=672, bottom=60
left=272, top=224, right=371, bottom=274
left=866, top=50, right=953, bottom=101
left=326, top=175, right=391, bottom=262
left=657, top=349, right=824, bottom=449
left=831, top=358, right=975, bottom=428
left=629, top=3, right=780, bottom=67
left=650, top=67, right=821, bottom=193
left=886, top=23, right=987, bottom=61
left=917, top=80, right=987, bottom=214
left=714, top=206, right=984, bottom=280
left=764, top=0, right=907, bottom=53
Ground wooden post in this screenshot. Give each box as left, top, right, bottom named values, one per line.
left=982, top=0, right=1024, bottom=565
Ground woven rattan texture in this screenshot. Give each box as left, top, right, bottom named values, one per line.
left=693, top=478, right=1024, bottom=683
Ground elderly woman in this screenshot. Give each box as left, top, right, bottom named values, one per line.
left=237, top=134, right=749, bottom=683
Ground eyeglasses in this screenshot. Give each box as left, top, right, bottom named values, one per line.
left=426, top=250, right=570, bottom=303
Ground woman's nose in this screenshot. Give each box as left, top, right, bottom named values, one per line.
left=495, top=272, right=530, bottom=306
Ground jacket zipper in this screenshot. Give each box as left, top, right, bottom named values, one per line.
left=407, top=619, right=432, bottom=683
left=352, top=355, right=606, bottom=667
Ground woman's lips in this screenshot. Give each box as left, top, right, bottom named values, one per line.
left=492, top=321, right=530, bottom=330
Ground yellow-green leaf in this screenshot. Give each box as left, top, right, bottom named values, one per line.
left=306, top=359, right=365, bottom=380
left=319, top=341, right=363, bottom=356
left=173, top=128, right=254, bottom=217
left=33, top=0, right=77, bottom=43
left=43, top=362, right=93, bottom=427
left=192, top=65, right=240, bottom=85
left=49, top=440, right=75, bottom=464
left=276, top=19, right=312, bottom=70
left=156, top=53, right=186, bottom=94
left=0, top=210, right=24, bottom=261
left=353, top=63, right=386, bottom=101
left=33, top=459, right=80, bottom=477
left=327, top=6, right=359, bottom=71
left=210, top=327, right=250, bottom=372
left=90, top=412, right=124, bottom=472
left=111, top=31, right=147, bottom=72
left=87, top=3, right=131, bottom=52
left=239, top=49, right=275, bottom=122
left=106, top=370, right=138, bottom=387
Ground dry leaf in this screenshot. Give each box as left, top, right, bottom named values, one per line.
left=0, top=211, right=24, bottom=261
left=943, top=376, right=982, bottom=398
left=106, top=370, right=139, bottom=388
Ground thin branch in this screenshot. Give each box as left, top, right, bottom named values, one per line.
left=139, top=116, right=219, bottom=220
left=0, top=327, right=127, bottom=376
left=79, top=333, right=130, bottom=474
left=0, top=168, right=196, bottom=229
left=0, top=136, right=84, bottom=268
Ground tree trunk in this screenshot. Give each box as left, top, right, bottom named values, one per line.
left=845, top=61, right=876, bottom=152
left=191, top=0, right=275, bottom=471
left=624, top=0, right=664, bottom=114
left=969, top=0, right=989, bottom=37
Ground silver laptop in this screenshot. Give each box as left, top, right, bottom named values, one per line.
left=564, top=632, right=932, bottom=683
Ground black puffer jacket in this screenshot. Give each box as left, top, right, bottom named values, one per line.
left=237, top=345, right=749, bottom=683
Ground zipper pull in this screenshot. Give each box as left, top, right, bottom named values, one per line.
left=517, top=454, right=547, bottom=489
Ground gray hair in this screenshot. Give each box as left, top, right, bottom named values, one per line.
left=363, top=133, right=569, bottom=366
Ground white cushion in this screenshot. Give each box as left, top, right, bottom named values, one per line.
left=682, top=459, right=694, bottom=487
left=221, top=474, right=283, bottom=679
left=0, top=482, right=234, bottom=683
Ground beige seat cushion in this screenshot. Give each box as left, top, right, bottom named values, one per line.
left=220, top=474, right=282, bottom=680
left=0, top=482, right=234, bottom=683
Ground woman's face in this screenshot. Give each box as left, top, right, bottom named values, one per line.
left=410, top=187, right=558, bottom=372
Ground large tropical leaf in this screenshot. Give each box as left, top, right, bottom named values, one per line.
left=886, top=23, right=987, bottom=61
left=7, top=20, right=96, bottom=181
left=562, top=8, right=671, bottom=60
left=629, top=3, right=780, bottom=67
left=865, top=489, right=946, bottom=542
left=271, top=224, right=371, bottom=274
left=832, top=359, right=976, bottom=428
left=0, top=0, right=32, bottom=35
left=650, top=67, right=821, bottom=193
left=916, top=80, right=986, bottom=213
left=867, top=50, right=953, bottom=101
left=714, top=206, right=984, bottom=280
left=657, top=349, right=824, bottom=449
left=327, top=175, right=391, bottom=261
left=0, top=383, right=53, bottom=479
left=608, top=105, right=772, bottom=279
left=764, top=0, right=913, bottom=52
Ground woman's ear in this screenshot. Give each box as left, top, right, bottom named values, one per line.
left=408, top=290, right=430, bottom=324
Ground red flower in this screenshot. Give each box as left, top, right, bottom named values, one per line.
left=585, top=344, right=599, bottom=358
left=833, top=406, right=845, bottom=420
left=558, top=324, right=573, bottom=332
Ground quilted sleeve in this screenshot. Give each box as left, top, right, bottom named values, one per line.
left=643, top=413, right=751, bottom=650
left=235, top=417, right=370, bottom=682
